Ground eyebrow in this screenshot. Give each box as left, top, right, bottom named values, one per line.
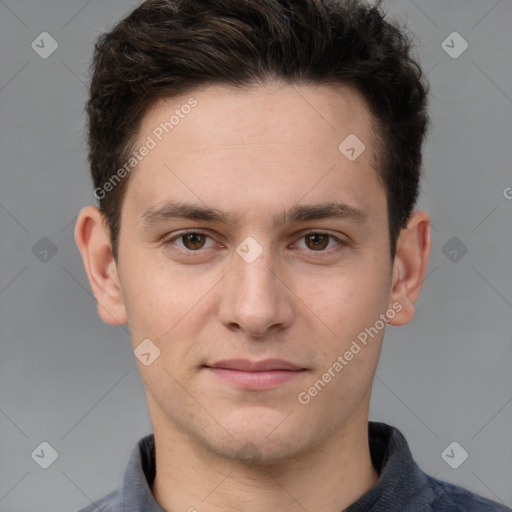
left=138, top=200, right=369, bottom=229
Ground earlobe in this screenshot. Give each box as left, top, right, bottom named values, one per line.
left=387, top=210, right=431, bottom=327
left=74, top=206, right=128, bottom=325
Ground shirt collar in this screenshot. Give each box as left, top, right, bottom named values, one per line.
left=345, top=421, right=435, bottom=511
left=118, top=421, right=434, bottom=511
left=120, top=432, right=164, bottom=511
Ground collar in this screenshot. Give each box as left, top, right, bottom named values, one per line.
left=118, top=421, right=435, bottom=511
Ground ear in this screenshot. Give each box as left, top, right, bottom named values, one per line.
left=74, top=206, right=128, bottom=325
left=387, top=210, right=431, bottom=326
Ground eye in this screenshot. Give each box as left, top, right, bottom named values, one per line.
left=164, top=230, right=216, bottom=252
left=162, top=230, right=346, bottom=256
left=293, top=232, right=343, bottom=252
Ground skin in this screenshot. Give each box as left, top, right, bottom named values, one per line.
left=75, top=81, right=431, bottom=512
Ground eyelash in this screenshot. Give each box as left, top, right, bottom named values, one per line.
left=161, top=229, right=347, bottom=256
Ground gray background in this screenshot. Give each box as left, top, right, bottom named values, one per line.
left=1, top=0, right=511, bottom=510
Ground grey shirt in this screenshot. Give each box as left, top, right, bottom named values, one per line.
left=76, top=421, right=511, bottom=511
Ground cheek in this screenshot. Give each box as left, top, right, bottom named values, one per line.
left=119, top=255, right=221, bottom=357
left=290, top=263, right=391, bottom=388
left=295, top=261, right=391, bottom=330
left=118, top=257, right=180, bottom=339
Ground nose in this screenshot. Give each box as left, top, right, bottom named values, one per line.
left=217, top=241, right=294, bottom=338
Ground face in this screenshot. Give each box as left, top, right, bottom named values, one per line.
left=92, top=82, right=407, bottom=462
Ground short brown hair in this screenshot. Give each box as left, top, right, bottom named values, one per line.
left=87, top=0, right=429, bottom=261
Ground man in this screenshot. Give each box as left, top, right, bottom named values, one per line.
left=74, top=0, right=510, bottom=510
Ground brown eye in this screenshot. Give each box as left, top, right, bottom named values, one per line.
left=163, top=230, right=217, bottom=254
left=181, top=233, right=207, bottom=250
left=304, top=233, right=330, bottom=250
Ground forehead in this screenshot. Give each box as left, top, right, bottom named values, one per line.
left=123, top=81, right=384, bottom=225
left=145, top=81, right=377, bottom=153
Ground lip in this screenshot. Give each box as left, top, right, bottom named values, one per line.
left=207, top=358, right=304, bottom=371
left=203, top=359, right=307, bottom=390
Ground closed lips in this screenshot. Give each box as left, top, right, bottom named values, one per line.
left=205, top=359, right=306, bottom=371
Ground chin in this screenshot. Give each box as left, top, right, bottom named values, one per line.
left=214, top=412, right=309, bottom=462
left=221, top=436, right=306, bottom=466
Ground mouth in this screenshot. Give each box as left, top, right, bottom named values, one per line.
left=203, top=359, right=308, bottom=390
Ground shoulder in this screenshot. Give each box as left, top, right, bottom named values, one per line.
left=74, top=488, right=120, bottom=512
left=427, top=475, right=511, bottom=512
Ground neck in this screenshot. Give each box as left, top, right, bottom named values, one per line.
left=150, top=410, right=379, bottom=512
